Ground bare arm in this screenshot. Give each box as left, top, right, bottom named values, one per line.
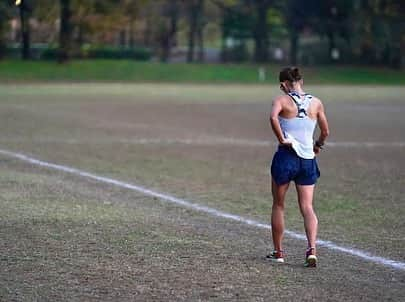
left=314, top=100, right=330, bottom=153
left=269, top=97, right=289, bottom=145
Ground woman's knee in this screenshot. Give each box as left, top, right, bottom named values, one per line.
left=272, top=199, right=285, bottom=210
left=300, top=204, right=316, bottom=217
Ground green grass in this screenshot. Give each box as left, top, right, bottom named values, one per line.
left=1, top=59, right=405, bottom=84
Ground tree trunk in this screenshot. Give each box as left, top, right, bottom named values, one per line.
left=289, top=27, right=298, bottom=65
left=0, top=33, right=5, bottom=60
left=129, top=18, right=135, bottom=48
left=59, top=0, right=72, bottom=63
left=398, top=33, right=405, bottom=70
left=197, top=0, right=205, bottom=62
left=253, top=1, right=270, bottom=62
left=220, top=8, right=227, bottom=62
left=197, top=24, right=204, bottom=62
left=187, top=0, right=205, bottom=63
left=160, top=28, right=170, bottom=62
left=76, top=22, right=84, bottom=47
left=187, top=30, right=195, bottom=62
left=160, top=0, right=179, bottom=62
left=19, top=5, right=31, bottom=60
left=0, top=5, right=8, bottom=59
left=187, top=2, right=198, bottom=63
left=167, top=0, right=178, bottom=61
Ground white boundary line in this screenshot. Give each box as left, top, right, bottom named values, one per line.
left=0, top=148, right=404, bottom=272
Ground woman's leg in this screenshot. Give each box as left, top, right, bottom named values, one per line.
left=295, top=184, right=318, bottom=250
left=271, top=179, right=290, bottom=251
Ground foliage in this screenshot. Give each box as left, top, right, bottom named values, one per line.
left=83, top=45, right=151, bottom=60
left=350, top=0, right=405, bottom=67
left=0, top=1, right=15, bottom=58
left=1, top=0, right=405, bottom=68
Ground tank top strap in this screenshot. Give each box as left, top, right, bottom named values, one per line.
left=287, top=92, right=313, bottom=118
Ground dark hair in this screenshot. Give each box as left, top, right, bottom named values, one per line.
left=279, top=67, right=302, bottom=82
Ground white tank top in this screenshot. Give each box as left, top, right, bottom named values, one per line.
left=279, top=92, right=317, bottom=159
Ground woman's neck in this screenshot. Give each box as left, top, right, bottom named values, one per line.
left=291, top=84, right=305, bottom=95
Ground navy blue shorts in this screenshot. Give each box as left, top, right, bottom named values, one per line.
left=270, top=146, right=320, bottom=186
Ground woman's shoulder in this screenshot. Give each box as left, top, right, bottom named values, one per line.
left=307, top=94, right=323, bottom=105
left=273, top=94, right=291, bottom=104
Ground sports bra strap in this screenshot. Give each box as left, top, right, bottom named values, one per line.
left=287, top=92, right=313, bottom=118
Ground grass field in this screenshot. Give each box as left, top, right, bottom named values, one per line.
left=0, top=83, right=404, bottom=301
left=1, top=60, right=405, bottom=85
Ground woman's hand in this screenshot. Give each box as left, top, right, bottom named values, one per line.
left=280, top=138, right=293, bottom=147
left=313, top=140, right=324, bottom=155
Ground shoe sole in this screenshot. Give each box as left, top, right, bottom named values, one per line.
left=305, top=255, right=317, bottom=267
left=266, top=255, right=285, bottom=263
left=271, top=258, right=285, bottom=263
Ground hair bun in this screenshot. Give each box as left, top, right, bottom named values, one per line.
left=291, top=67, right=302, bottom=81
left=279, top=66, right=303, bottom=82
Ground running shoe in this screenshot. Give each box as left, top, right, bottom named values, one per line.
left=304, top=247, right=317, bottom=268
left=266, top=250, right=285, bottom=263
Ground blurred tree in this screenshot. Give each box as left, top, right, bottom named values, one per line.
left=71, top=0, right=147, bottom=48
left=212, top=0, right=253, bottom=62
left=160, top=0, right=180, bottom=62
left=2, top=0, right=402, bottom=68
left=390, top=1, right=405, bottom=69
left=277, top=0, right=319, bottom=65
left=213, top=0, right=273, bottom=62
left=317, top=0, right=352, bottom=63
left=34, top=0, right=58, bottom=45
left=16, top=0, right=33, bottom=59
left=72, top=0, right=97, bottom=48
left=0, top=2, right=11, bottom=59
left=244, top=0, right=273, bottom=62
left=72, top=0, right=125, bottom=47
left=58, top=0, right=72, bottom=62
left=34, top=0, right=57, bottom=22
left=196, top=0, right=206, bottom=62
left=123, top=0, right=147, bottom=48
left=132, top=0, right=175, bottom=62
left=382, top=0, right=405, bottom=69
left=186, top=0, right=205, bottom=62
left=353, top=0, right=405, bottom=68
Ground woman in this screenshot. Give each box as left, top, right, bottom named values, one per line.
left=267, top=67, right=329, bottom=267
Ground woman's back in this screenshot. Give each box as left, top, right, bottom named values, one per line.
left=277, top=93, right=320, bottom=159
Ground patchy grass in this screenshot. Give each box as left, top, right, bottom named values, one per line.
left=0, top=84, right=404, bottom=258
left=1, top=161, right=404, bottom=301
left=0, top=83, right=404, bottom=300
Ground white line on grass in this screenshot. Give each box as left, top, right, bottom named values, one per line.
left=0, top=148, right=404, bottom=272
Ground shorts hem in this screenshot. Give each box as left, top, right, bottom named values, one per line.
left=272, top=177, right=290, bottom=186
left=294, top=179, right=318, bottom=186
